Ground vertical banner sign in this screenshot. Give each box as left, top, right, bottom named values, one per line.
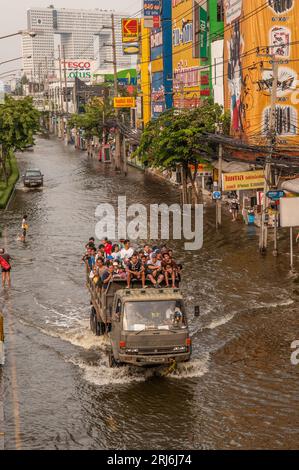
left=122, top=19, right=139, bottom=43
left=199, top=7, right=208, bottom=58
left=144, top=0, right=161, bottom=17
left=224, top=0, right=299, bottom=148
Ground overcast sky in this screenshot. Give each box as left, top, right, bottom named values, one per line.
left=0, top=0, right=142, bottom=79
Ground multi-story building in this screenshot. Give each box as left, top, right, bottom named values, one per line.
left=22, top=6, right=132, bottom=82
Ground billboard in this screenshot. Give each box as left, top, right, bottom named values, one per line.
left=172, top=0, right=201, bottom=108
left=224, top=0, right=299, bottom=147
left=151, top=70, right=165, bottom=118
left=222, top=170, right=265, bottom=191
left=122, top=19, right=139, bottom=43
left=114, top=97, right=136, bottom=108
left=280, top=198, right=299, bottom=227
left=144, top=0, right=160, bottom=17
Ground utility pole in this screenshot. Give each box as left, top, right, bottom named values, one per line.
left=259, top=57, right=278, bottom=253
left=216, top=123, right=223, bottom=229
left=62, top=45, right=69, bottom=115
left=62, top=45, right=69, bottom=143
left=111, top=13, right=122, bottom=171
left=58, top=45, right=64, bottom=138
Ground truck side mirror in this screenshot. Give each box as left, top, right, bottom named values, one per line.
left=194, top=306, right=200, bottom=317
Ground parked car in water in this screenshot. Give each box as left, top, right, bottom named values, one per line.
left=23, top=169, right=44, bottom=188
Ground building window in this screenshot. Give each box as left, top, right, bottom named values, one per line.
left=217, top=0, right=224, bottom=22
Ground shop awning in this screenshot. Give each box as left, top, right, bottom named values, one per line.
left=281, top=178, right=299, bottom=194
left=213, top=161, right=255, bottom=173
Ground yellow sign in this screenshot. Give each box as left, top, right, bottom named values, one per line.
left=223, top=170, right=265, bottom=191
left=114, top=97, right=136, bottom=108
left=122, top=19, right=139, bottom=43
left=172, top=0, right=201, bottom=108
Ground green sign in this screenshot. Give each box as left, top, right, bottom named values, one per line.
left=200, top=7, right=208, bottom=59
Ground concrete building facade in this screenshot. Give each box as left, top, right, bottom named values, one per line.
left=22, top=6, right=132, bottom=82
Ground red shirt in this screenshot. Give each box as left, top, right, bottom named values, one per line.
left=104, top=243, right=113, bottom=256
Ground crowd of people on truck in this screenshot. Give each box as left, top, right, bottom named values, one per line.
left=83, top=238, right=182, bottom=290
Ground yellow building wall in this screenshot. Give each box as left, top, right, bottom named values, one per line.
left=172, top=0, right=201, bottom=108
left=224, top=0, right=299, bottom=147
left=140, top=20, right=151, bottom=127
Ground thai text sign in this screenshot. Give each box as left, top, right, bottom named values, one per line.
left=223, top=170, right=265, bottom=191
left=144, top=0, right=160, bottom=17
left=122, top=19, right=139, bottom=43
left=114, top=97, right=136, bottom=108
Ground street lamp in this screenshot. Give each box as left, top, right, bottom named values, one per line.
left=0, top=56, right=32, bottom=67
left=0, top=31, right=37, bottom=40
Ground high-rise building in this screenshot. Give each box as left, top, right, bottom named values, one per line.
left=22, top=6, right=133, bottom=82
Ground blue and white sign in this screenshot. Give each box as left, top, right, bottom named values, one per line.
left=213, top=191, right=222, bottom=200
left=144, top=0, right=161, bottom=17
left=266, top=190, right=285, bottom=201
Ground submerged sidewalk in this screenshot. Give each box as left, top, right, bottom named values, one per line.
left=0, top=370, right=3, bottom=450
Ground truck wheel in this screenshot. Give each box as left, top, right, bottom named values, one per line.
left=108, top=351, right=117, bottom=368
left=95, top=320, right=105, bottom=336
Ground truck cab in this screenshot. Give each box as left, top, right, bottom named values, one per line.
left=87, top=274, right=192, bottom=368
left=108, top=288, right=191, bottom=367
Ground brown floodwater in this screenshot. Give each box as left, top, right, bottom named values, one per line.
left=0, top=137, right=298, bottom=450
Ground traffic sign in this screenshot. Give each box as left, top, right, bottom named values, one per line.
left=213, top=191, right=222, bottom=200
left=266, top=190, right=285, bottom=201
left=122, top=19, right=139, bottom=43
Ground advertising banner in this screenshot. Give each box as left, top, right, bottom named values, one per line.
left=222, top=170, right=265, bottom=191
left=199, top=7, right=208, bottom=58
left=122, top=19, right=139, bottom=43
left=224, top=0, right=299, bottom=147
left=144, top=0, right=161, bottom=17
left=172, top=0, right=201, bottom=108
left=114, top=97, right=136, bottom=108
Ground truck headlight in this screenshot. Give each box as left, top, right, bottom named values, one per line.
left=173, top=346, right=187, bottom=352
left=125, top=348, right=139, bottom=354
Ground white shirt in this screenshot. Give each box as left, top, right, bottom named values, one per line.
left=120, top=247, right=134, bottom=260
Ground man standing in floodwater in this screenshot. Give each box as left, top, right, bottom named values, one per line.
left=21, top=215, right=29, bottom=242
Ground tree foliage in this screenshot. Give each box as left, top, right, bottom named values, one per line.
left=68, top=98, right=114, bottom=139
left=0, top=96, right=40, bottom=183
left=0, top=95, right=40, bottom=152
left=136, top=101, right=230, bottom=170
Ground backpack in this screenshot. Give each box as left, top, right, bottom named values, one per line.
left=0, top=256, right=11, bottom=270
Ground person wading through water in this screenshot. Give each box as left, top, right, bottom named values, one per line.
left=0, top=248, right=12, bottom=288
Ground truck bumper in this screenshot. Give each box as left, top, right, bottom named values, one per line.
left=119, top=352, right=191, bottom=367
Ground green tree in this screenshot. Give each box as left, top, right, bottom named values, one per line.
left=0, top=96, right=40, bottom=184
left=136, top=102, right=230, bottom=203
left=68, top=97, right=115, bottom=140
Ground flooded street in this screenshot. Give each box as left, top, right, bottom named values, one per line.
left=0, top=137, right=298, bottom=450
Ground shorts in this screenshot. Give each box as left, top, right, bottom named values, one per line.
left=2, top=268, right=11, bottom=273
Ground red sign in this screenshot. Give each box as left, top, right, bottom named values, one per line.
left=122, top=19, right=139, bottom=43
left=153, top=16, right=161, bottom=28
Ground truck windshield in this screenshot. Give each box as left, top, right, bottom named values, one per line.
left=123, top=300, right=187, bottom=332
left=26, top=171, right=41, bottom=177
